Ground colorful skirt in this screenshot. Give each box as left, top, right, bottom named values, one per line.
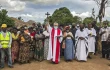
left=34, top=40, right=44, bottom=61
left=11, top=40, right=19, bottom=63
left=18, top=43, right=30, bottom=63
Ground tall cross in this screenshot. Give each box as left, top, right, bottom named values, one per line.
left=0, top=5, right=2, bottom=9
left=45, top=12, right=50, bottom=18
left=92, top=8, right=95, bottom=19
left=45, top=12, right=50, bottom=22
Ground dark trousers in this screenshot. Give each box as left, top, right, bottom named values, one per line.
left=102, top=41, right=109, bottom=58
left=94, top=36, right=98, bottom=54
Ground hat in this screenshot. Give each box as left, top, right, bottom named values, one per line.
left=1, top=24, right=7, bottom=28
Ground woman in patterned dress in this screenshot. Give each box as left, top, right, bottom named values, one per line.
left=43, top=25, right=49, bottom=60
left=11, top=28, right=19, bottom=64
left=34, top=29, right=44, bottom=61
left=18, top=27, right=31, bottom=64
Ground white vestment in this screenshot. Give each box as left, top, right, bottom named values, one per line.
left=75, top=29, right=88, bottom=61
left=86, top=28, right=96, bottom=53
left=47, top=25, right=62, bottom=63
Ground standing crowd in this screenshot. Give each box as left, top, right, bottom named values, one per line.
left=0, top=21, right=110, bottom=69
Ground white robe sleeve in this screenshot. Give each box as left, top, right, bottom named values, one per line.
left=47, top=24, right=52, bottom=33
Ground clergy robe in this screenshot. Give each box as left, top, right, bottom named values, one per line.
left=75, top=29, right=88, bottom=61
left=86, top=28, right=96, bottom=53
left=47, top=25, right=62, bottom=64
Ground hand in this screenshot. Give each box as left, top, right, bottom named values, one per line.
left=102, top=31, right=106, bottom=34
left=31, top=39, right=33, bottom=41
left=79, top=37, right=84, bottom=40
left=67, top=34, right=71, bottom=37
left=92, top=35, right=95, bottom=37
left=57, top=36, right=61, bottom=39
left=88, top=34, right=91, bottom=36
left=46, top=36, right=49, bottom=38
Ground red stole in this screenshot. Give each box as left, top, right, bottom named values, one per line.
left=51, top=28, right=60, bottom=63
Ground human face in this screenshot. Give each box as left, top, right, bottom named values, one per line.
left=88, top=24, right=92, bottom=28
left=2, top=27, right=7, bottom=32
left=13, top=29, right=17, bottom=34
left=66, top=29, right=69, bottom=33
left=54, top=25, right=58, bottom=29
left=80, top=24, right=84, bottom=30
left=103, top=23, right=107, bottom=28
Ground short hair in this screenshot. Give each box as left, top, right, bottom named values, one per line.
left=54, top=22, right=58, bottom=26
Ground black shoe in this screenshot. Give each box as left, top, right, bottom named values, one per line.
left=28, top=60, right=31, bottom=63
left=8, top=66, right=14, bottom=68
left=107, top=58, right=110, bottom=60
left=65, top=60, right=69, bottom=62
left=52, top=61, right=55, bottom=64
left=0, top=66, right=4, bottom=69
left=88, top=56, right=92, bottom=59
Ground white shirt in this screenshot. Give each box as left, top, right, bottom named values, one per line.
left=99, top=27, right=110, bottom=41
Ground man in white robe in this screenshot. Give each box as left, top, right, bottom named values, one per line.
left=75, top=24, right=88, bottom=61
left=86, top=23, right=96, bottom=59
left=47, top=22, right=62, bottom=64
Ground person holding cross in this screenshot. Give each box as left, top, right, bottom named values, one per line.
left=46, top=22, right=63, bottom=64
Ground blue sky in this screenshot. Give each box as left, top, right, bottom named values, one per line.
left=0, top=0, right=110, bottom=23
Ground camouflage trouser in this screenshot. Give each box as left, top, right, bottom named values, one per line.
left=34, top=40, right=44, bottom=61
left=30, top=40, right=36, bottom=59
left=97, top=39, right=102, bottom=53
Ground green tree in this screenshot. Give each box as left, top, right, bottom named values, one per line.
left=83, top=17, right=94, bottom=24
left=103, top=20, right=110, bottom=26
left=0, top=9, right=15, bottom=27
left=50, top=7, right=74, bottom=25
left=73, top=16, right=82, bottom=23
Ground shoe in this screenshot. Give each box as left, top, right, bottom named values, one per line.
left=108, top=58, right=110, bottom=60
left=0, top=66, right=4, bottom=69
left=52, top=61, right=55, bottom=64
left=108, top=64, right=110, bottom=66
left=8, top=66, right=14, bottom=68
left=88, top=56, right=92, bottom=59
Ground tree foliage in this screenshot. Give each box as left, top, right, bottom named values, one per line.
left=44, top=7, right=96, bottom=25
left=73, top=16, right=82, bottom=24
left=86, top=0, right=110, bottom=23
left=83, top=17, right=95, bottom=24
left=0, top=9, right=15, bottom=27
left=46, top=7, right=74, bottom=25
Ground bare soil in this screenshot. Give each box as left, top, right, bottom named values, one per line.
left=2, top=55, right=110, bottom=70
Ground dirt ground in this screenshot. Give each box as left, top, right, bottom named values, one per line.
left=2, top=55, right=110, bottom=70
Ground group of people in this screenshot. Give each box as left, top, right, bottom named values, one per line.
left=0, top=21, right=110, bottom=69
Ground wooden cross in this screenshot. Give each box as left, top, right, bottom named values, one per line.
left=0, top=5, right=2, bottom=9
left=45, top=12, right=50, bottom=22
left=45, top=12, right=50, bottom=18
